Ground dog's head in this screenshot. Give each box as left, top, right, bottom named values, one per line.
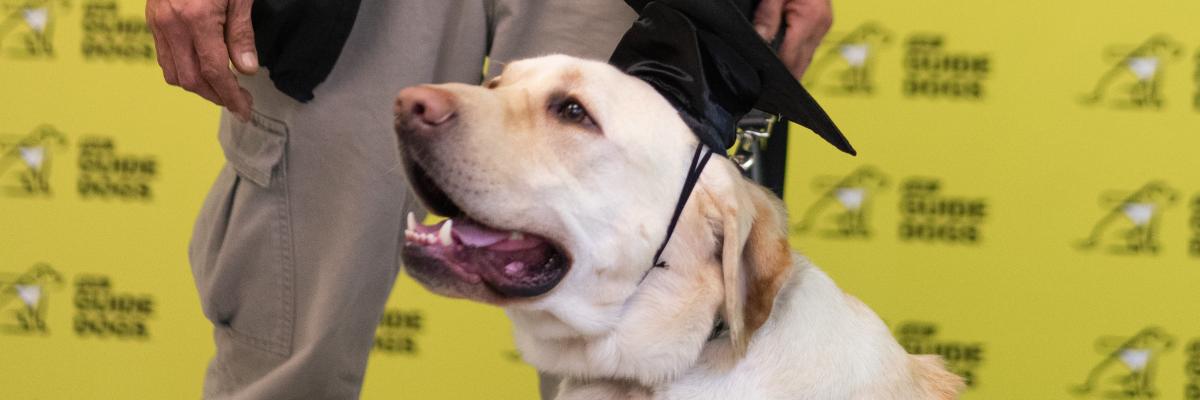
left=395, top=55, right=792, bottom=380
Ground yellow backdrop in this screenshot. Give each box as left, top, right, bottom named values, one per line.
left=2, top=0, right=1198, bottom=399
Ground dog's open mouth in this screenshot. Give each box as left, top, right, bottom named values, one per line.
left=401, top=159, right=569, bottom=299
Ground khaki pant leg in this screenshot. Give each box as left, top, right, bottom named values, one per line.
left=188, top=1, right=491, bottom=399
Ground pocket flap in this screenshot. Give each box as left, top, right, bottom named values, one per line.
left=219, top=112, right=288, bottom=187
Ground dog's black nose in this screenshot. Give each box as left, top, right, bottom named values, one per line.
left=395, top=85, right=457, bottom=136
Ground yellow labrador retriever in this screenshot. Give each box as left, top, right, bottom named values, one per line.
left=394, top=54, right=963, bottom=400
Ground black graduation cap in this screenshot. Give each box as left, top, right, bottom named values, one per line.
left=610, top=0, right=854, bottom=269
left=609, top=0, right=856, bottom=156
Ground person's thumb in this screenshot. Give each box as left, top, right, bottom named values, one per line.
left=225, top=0, right=258, bottom=75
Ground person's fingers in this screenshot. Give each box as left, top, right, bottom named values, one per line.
left=239, top=87, right=253, bottom=110
left=146, top=1, right=179, bottom=86
left=752, top=0, right=784, bottom=41
left=784, top=0, right=833, bottom=40
left=159, top=2, right=216, bottom=104
left=225, top=0, right=258, bottom=75
left=184, top=2, right=251, bottom=119
left=196, top=78, right=225, bottom=106
left=778, top=0, right=832, bottom=78
left=182, top=49, right=224, bottom=105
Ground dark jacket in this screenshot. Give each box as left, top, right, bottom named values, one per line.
left=252, top=0, right=362, bottom=102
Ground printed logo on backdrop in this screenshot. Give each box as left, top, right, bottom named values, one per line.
left=1076, top=182, right=1178, bottom=255
left=0, top=263, right=64, bottom=335
left=894, top=321, right=985, bottom=389
left=1192, top=47, right=1200, bottom=112
left=1079, top=35, right=1184, bottom=110
left=81, top=0, right=153, bottom=61
left=1186, top=339, right=1199, bottom=400
left=73, top=274, right=154, bottom=339
left=899, top=177, right=988, bottom=244
left=792, top=165, right=888, bottom=239
left=373, top=308, right=422, bottom=355
left=1071, top=327, right=1174, bottom=399
left=77, top=135, right=158, bottom=201
left=0, top=125, right=67, bottom=198
left=805, top=22, right=892, bottom=96
left=903, top=34, right=991, bottom=100
left=1194, top=48, right=1200, bottom=112
left=0, top=0, right=68, bottom=59
left=1190, top=194, right=1200, bottom=258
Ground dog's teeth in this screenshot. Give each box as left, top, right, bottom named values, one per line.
left=438, top=219, right=454, bottom=246
left=509, top=232, right=525, bottom=241
left=407, top=212, right=417, bottom=231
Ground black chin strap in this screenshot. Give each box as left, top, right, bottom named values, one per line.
left=638, top=144, right=729, bottom=342
left=641, top=144, right=715, bottom=283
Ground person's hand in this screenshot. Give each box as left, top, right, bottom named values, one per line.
left=146, top=0, right=257, bottom=120
left=752, top=0, right=832, bottom=80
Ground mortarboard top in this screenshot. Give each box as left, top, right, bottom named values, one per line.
left=610, top=0, right=856, bottom=156
left=609, top=0, right=856, bottom=269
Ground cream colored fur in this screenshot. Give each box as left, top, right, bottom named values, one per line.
left=399, top=55, right=964, bottom=399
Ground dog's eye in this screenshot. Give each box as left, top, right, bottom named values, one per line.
left=555, top=100, right=596, bottom=128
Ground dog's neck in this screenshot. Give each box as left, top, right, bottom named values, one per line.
left=508, top=195, right=726, bottom=387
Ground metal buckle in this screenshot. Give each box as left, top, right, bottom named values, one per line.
left=733, top=110, right=777, bottom=183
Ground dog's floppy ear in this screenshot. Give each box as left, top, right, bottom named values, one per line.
left=700, top=161, right=793, bottom=356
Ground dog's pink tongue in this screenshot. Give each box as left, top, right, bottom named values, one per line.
left=488, top=236, right=543, bottom=251
left=452, top=219, right=508, bottom=247
left=451, top=218, right=543, bottom=251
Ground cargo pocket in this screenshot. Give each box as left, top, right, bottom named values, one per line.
left=189, top=111, right=295, bottom=357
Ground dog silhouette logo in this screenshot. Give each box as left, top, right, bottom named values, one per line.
left=0, top=0, right=65, bottom=58
left=1071, top=327, right=1174, bottom=399
left=0, top=124, right=67, bottom=197
left=1077, top=182, right=1178, bottom=255
left=0, top=263, right=64, bottom=334
left=1186, top=339, right=1200, bottom=399
left=1080, top=35, right=1184, bottom=109
left=1190, top=194, right=1200, bottom=257
left=792, top=165, right=888, bottom=238
left=805, top=22, right=892, bottom=95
